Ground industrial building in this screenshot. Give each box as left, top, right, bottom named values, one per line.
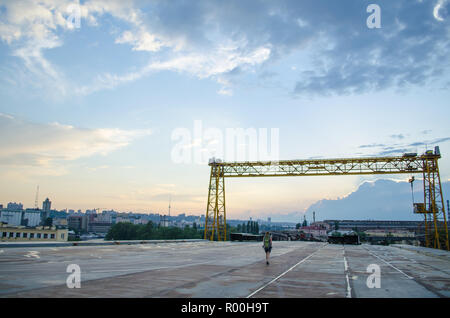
left=0, top=209, right=42, bottom=227
left=324, top=220, right=424, bottom=232
left=0, top=223, right=68, bottom=242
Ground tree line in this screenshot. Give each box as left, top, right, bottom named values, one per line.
left=105, top=221, right=204, bottom=240
left=236, top=221, right=259, bottom=234
left=105, top=221, right=265, bottom=241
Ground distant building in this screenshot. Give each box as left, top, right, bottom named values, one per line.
left=0, top=223, right=68, bottom=242
left=23, top=209, right=41, bottom=227
left=42, top=198, right=51, bottom=212
left=324, top=220, right=424, bottom=232
left=116, top=216, right=131, bottom=223
left=365, top=229, right=415, bottom=238
left=310, top=221, right=331, bottom=231
left=53, top=218, right=68, bottom=227
left=95, top=213, right=112, bottom=223
left=0, top=210, right=22, bottom=226
left=40, top=198, right=52, bottom=224
left=0, top=208, right=41, bottom=227
left=0, top=204, right=3, bottom=210
left=159, top=215, right=170, bottom=227
left=299, top=225, right=328, bottom=238
left=7, top=202, right=23, bottom=211
left=68, top=215, right=88, bottom=232
left=78, top=213, right=113, bottom=233
left=88, top=221, right=112, bottom=234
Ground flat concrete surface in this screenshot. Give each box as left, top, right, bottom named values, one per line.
left=0, top=241, right=448, bottom=298
left=0, top=239, right=206, bottom=248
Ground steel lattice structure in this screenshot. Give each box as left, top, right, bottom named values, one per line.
left=204, top=153, right=449, bottom=250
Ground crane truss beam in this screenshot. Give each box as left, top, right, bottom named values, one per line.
left=204, top=154, right=448, bottom=250
left=219, top=156, right=425, bottom=177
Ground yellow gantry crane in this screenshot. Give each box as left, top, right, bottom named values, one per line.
left=204, top=147, right=449, bottom=251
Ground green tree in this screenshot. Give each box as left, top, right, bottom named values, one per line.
left=105, top=221, right=215, bottom=241
left=105, top=222, right=138, bottom=240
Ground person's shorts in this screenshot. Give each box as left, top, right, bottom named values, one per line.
left=264, top=247, right=272, bottom=253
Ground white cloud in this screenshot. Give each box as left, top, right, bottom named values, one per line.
left=145, top=45, right=270, bottom=78
left=0, top=114, right=152, bottom=174
left=2, top=1, right=445, bottom=98
left=115, top=29, right=163, bottom=52
left=0, top=0, right=273, bottom=97
left=77, top=43, right=270, bottom=95
left=217, top=87, right=233, bottom=96
left=0, top=0, right=146, bottom=96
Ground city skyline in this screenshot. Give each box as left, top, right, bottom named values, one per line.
left=1, top=1, right=449, bottom=221
left=2, top=178, right=446, bottom=223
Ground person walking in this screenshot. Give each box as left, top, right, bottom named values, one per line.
left=263, top=231, right=272, bottom=265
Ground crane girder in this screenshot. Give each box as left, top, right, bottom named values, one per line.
left=215, top=156, right=425, bottom=177
left=204, top=153, right=449, bottom=251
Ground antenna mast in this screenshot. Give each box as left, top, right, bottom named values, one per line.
left=34, top=185, right=39, bottom=209
left=168, top=195, right=171, bottom=217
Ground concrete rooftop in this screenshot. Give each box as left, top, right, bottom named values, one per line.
left=0, top=241, right=449, bottom=298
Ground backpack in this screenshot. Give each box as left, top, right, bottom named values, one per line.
left=264, top=234, right=271, bottom=248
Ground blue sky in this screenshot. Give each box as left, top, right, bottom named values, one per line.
left=0, top=0, right=449, bottom=221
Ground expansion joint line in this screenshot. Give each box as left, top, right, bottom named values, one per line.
left=246, top=243, right=327, bottom=298
left=343, top=247, right=352, bottom=298
left=363, top=247, right=414, bottom=280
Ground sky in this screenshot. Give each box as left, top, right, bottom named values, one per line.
left=0, top=0, right=449, bottom=222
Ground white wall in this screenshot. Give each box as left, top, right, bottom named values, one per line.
left=0, top=211, right=22, bottom=226
left=23, top=211, right=41, bottom=227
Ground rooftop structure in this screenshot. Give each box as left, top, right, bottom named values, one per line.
left=0, top=241, right=448, bottom=298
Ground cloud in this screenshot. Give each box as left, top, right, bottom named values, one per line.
left=148, top=46, right=271, bottom=79
left=0, top=113, right=152, bottom=174
left=0, top=0, right=449, bottom=97
left=305, top=179, right=431, bottom=221
left=377, top=148, right=410, bottom=156
left=115, top=29, right=163, bottom=52
left=390, top=134, right=405, bottom=140
left=359, top=143, right=386, bottom=149
left=77, top=43, right=270, bottom=95
left=406, top=137, right=450, bottom=148
left=356, top=135, right=450, bottom=157
left=0, top=0, right=146, bottom=96
left=291, top=0, right=450, bottom=95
